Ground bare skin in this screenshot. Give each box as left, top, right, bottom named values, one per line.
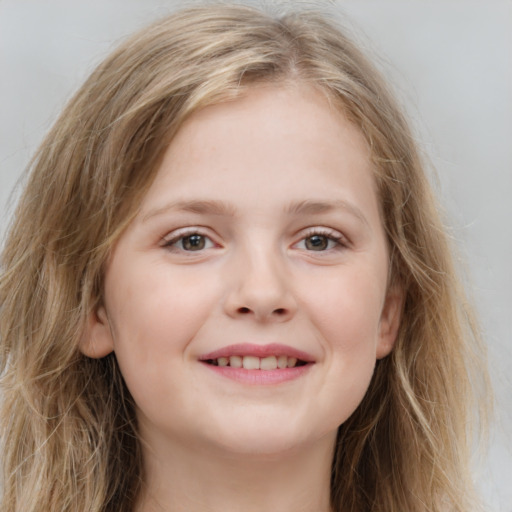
left=82, top=83, right=402, bottom=512
left=136, top=432, right=335, bottom=512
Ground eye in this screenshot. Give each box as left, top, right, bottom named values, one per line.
left=294, top=229, right=345, bottom=252
left=163, top=232, right=216, bottom=252
left=304, top=234, right=334, bottom=251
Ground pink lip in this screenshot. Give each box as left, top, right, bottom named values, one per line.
left=198, top=343, right=315, bottom=362
left=202, top=364, right=312, bottom=385
left=198, top=343, right=315, bottom=385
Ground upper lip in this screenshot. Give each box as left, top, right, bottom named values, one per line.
left=198, top=343, right=315, bottom=362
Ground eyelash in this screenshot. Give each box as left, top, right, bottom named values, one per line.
left=295, top=228, right=347, bottom=252
left=162, top=228, right=217, bottom=252
left=161, top=227, right=348, bottom=253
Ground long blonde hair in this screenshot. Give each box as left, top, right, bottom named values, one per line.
left=0, top=4, right=489, bottom=511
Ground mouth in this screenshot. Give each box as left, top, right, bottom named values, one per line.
left=203, top=355, right=308, bottom=370
left=198, top=344, right=315, bottom=383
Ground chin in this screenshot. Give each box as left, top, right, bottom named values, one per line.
left=200, top=419, right=330, bottom=459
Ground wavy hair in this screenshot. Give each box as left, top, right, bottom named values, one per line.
left=0, top=4, right=489, bottom=511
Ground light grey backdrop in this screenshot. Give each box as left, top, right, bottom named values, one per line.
left=1, top=1, right=511, bottom=510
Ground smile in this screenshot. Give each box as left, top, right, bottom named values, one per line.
left=204, top=355, right=307, bottom=370
left=198, top=343, right=315, bottom=384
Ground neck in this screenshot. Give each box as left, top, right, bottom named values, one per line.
left=135, top=432, right=335, bottom=512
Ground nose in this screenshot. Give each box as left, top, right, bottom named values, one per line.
left=223, top=246, right=297, bottom=323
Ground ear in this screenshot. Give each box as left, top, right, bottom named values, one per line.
left=376, top=285, right=403, bottom=359
left=80, top=305, right=115, bottom=358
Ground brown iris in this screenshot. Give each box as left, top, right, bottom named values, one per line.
left=182, top=234, right=206, bottom=251
left=305, top=235, right=329, bottom=251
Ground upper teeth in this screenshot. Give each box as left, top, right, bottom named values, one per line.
left=212, top=355, right=299, bottom=370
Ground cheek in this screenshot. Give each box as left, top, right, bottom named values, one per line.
left=299, top=265, right=386, bottom=425
left=103, top=260, right=220, bottom=398
left=305, top=265, right=385, bottom=355
left=107, top=259, right=217, bottom=343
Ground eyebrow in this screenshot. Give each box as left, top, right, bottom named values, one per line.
left=142, top=200, right=237, bottom=222
left=285, top=199, right=370, bottom=228
left=142, top=198, right=369, bottom=227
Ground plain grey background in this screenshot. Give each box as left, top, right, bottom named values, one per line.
left=1, top=1, right=511, bottom=510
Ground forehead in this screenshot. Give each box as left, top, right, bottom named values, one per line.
left=136, top=83, right=379, bottom=227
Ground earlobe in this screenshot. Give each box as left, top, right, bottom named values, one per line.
left=80, top=305, right=115, bottom=358
left=376, top=286, right=403, bottom=359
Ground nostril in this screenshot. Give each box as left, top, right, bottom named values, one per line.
left=238, top=307, right=251, bottom=314
left=273, top=308, right=286, bottom=315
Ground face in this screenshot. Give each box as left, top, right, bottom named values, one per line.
left=83, top=84, right=401, bottom=458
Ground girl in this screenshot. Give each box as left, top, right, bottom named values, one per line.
left=0, top=4, right=490, bottom=511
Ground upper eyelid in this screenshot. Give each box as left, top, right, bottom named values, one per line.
left=161, top=230, right=220, bottom=252
left=162, top=226, right=214, bottom=242
left=300, top=226, right=341, bottom=235
left=297, top=226, right=349, bottom=243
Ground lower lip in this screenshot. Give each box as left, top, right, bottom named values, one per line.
left=200, top=362, right=313, bottom=385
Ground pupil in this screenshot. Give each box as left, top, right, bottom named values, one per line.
left=306, top=235, right=328, bottom=251
left=183, top=235, right=205, bottom=251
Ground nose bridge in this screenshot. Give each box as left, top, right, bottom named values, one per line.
left=224, top=235, right=295, bottom=321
